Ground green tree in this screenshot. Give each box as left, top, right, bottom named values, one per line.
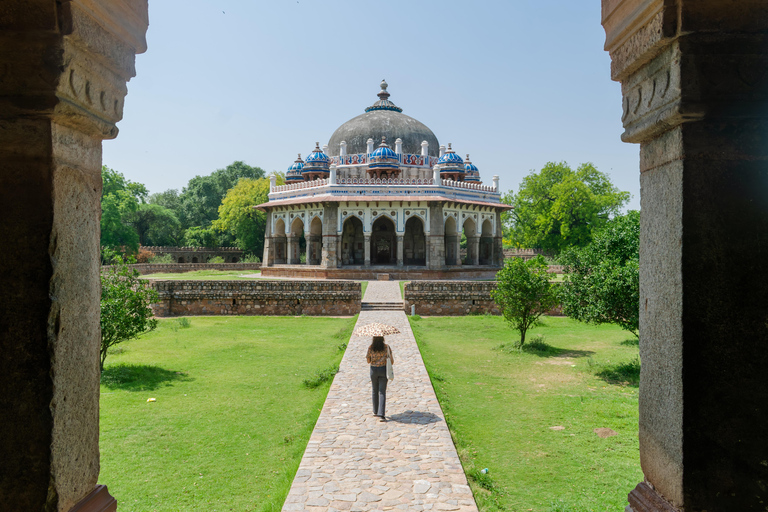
left=148, top=188, right=181, bottom=213
left=178, top=161, right=265, bottom=229
left=183, top=226, right=220, bottom=248
left=100, top=261, right=158, bottom=371
left=213, top=175, right=282, bottom=256
left=491, top=255, right=559, bottom=346
left=506, top=162, right=630, bottom=253
left=101, top=166, right=146, bottom=256
left=559, top=210, right=640, bottom=337
left=130, top=203, right=182, bottom=246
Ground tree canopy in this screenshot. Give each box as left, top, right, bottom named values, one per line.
left=491, top=255, right=559, bottom=346
left=101, top=166, right=146, bottom=255
left=213, top=175, right=283, bottom=257
left=559, top=210, right=640, bottom=336
left=504, top=162, right=630, bottom=253
left=178, top=161, right=265, bottom=229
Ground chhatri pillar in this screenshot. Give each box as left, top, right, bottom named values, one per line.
left=602, top=1, right=768, bottom=510
left=0, top=0, right=148, bottom=510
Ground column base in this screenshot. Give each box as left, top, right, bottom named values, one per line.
left=69, top=485, right=116, bottom=512
left=627, top=482, right=680, bottom=512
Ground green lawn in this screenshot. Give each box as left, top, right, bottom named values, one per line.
left=99, top=315, right=356, bottom=512
left=360, top=281, right=368, bottom=298
left=140, top=269, right=261, bottom=280
left=410, top=315, right=641, bottom=512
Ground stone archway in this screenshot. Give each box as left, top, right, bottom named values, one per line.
left=273, top=218, right=286, bottom=264
left=404, top=216, right=426, bottom=266
left=461, top=217, right=477, bottom=266
left=479, top=219, right=494, bottom=265
left=308, top=216, right=323, bottom=265
left=289, top=217, right=306, bottom=264
left=444, top=216, right=459, bottom=266
left=371, top=216, right=396, bottom=265
left=341, top=216, right=364, bottom=265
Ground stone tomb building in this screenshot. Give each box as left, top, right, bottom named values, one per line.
left=257, top=81, right=511, bottom=279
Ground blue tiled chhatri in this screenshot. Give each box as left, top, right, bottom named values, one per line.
left=285, top=153, right=305, bottom=183
left=303, top=142, right=331, bottom=172
left=464, top=154, right=481, bottom=182
left=368, top=137, right=400, bottom=171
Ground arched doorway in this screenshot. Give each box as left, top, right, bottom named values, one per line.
left=341, top=216, right=364, bottom=265
left=404, top=216, right=426, bottom=266
left=444, top=216, right=459, bottom=266
left=273, top=218, right=286, bottom=264
left=462, top=217, right=477, bottom=266
left=308, top=216, right=323, bottom=265
left=289, top=217, right=306, bottom=264
left=479, top=219, right=494, bottom=265
left=371, top=216, right=396, bottom=265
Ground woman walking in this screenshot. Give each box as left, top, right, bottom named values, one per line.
left=366, top=335, right=394, bottom=422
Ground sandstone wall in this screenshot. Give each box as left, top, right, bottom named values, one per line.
left=404, top=281, right=563, bottom=316
left=150, top=280, right=361, bottom=317
left=103, top=262, right=262, bottom=275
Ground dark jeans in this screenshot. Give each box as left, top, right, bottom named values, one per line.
left=370, top=365, right=388, bottom=416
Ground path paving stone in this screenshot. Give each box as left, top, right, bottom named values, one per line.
left=282, top=282, right=478, bottom=511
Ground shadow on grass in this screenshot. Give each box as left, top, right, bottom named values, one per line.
left=495, top=341, right=594, bottom=359
left=101, top=363, right=192, bottom=392
left=591, top=357, right=640, bottom=387
left=620, top=337, right=640, bottom=347
left=387, top=411, right=442, bottom=425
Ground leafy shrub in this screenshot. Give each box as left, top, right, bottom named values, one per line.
left=136, top=247, right=155, bottom=263
left=148, top=253, right=174, bottom=264
left=302, top=366, right=338, bottom=389
left=208, top=256, right=225, bottom=264
left=241, top=253, right=261, bottom=263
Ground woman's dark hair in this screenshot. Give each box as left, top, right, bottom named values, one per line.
left=371, top=336, right=385, bottom=353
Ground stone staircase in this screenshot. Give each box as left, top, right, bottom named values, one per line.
left=360, top=301, right=404, bottom=311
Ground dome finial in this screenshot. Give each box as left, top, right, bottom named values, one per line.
left=366, top=79, right=402, bottom=113
left=380, top=136, right=387, bottom=146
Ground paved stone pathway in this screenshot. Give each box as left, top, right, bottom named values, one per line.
left=282, top=282, right=478, bottom=511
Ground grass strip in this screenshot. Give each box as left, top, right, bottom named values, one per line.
left=100, top=315, right=356, bottom=512
left=410, top=315, right=642, bottom=512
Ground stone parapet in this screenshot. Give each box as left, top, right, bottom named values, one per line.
left=103, top=262, right=262, bottom=275
left=149, top=280, right=361, bottom=317
left=404, top=281, right=563, bottom=317
left=261, top=266, right=499, bottom=281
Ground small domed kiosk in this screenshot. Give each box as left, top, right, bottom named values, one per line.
left=256, top=81, right=510, bottom=279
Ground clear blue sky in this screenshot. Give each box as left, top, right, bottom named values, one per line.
left=103, top=0, right=640, bottom=210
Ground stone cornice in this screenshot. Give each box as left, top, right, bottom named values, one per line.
left=66, top=0, right=148, bottom=54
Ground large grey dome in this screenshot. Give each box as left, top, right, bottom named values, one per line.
left=327, top=81, right=440, bottom=157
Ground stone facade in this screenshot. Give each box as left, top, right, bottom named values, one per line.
left=404, top=281, right=563, bottom=317
left=150, top=280, right=361, bottom=317
left=104, top=262, right=261, bottom=275
left=141, top=246, right=244, bottom=263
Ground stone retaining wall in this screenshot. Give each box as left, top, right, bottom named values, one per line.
left=149, top=280, right=361, bottom=317
left=103, top=263, right=262, bottom=275
left=404, top=281, right=563, bottom=316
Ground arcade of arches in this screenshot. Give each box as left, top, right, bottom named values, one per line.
left=261, top=201, right=502, bottom=274
left=2, top=1, right=767, bottom=511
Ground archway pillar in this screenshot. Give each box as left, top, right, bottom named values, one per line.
left=0, top=1, right=148, bottom=510
left=603, top=1, right=768, bottom=510
left=469, top=236, right=480, bottom=266
left=427, top=203, right=446, bottom=269
left=287, top=234, right=296, bottom=264
left=263, top=211, right=273, bottom=266
left=321, top=202, right=339, bottom=268
left=364, top=234, right=371, bottom=267
left=396, top=235, right=404, bottom=267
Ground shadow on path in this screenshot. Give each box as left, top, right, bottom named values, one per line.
left=387, top=411, right=443, bottom=425
left=101, top=363, right=192, bottom=392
